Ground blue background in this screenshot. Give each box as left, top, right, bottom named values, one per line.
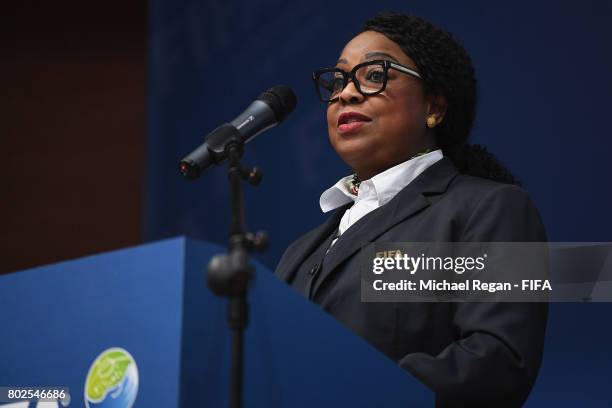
left=145, top=0, right=612, bottom=267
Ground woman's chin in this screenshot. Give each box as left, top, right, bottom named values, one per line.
left=333, top=146, right=379, bottom=170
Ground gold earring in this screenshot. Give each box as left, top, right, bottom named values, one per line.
left=426, top=116, right=437, bottom=128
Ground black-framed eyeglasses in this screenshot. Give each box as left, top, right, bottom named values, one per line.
left=312, top=59, right=422, bottom=103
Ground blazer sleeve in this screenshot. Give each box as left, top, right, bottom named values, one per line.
left=398, top=184, right=548, bottom=408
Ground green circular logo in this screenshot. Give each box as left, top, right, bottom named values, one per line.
left=84, top=347, right=139, bottom=408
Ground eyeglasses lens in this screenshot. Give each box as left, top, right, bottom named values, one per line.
left=316, top=62, right=386, bottom=102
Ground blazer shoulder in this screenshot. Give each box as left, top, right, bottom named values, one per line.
left=448, top=173, right=525, bottom=197
left=446, top=175, right=546, bottom=241
left=444, top=174, right=540, bottom=212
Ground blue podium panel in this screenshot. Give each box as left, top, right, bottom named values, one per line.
left=0, top=238, right=186, bottom=407
left=181, top=238, right=433, bottom=407
left=0, top=238, right=432, bottom=407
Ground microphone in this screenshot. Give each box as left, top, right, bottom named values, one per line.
left=179, top=85, right=297, bottom=179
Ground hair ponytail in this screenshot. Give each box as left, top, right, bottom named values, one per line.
left=442, top=143, right=520, bottom=185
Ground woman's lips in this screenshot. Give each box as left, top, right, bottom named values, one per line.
left=338, top=121, right=369, bottom=133
left=337, top=112, right=372, bottom=134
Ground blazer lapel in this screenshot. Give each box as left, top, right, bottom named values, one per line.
left=275, top=205, right=348, bottom=283
left=312, top=157, right=459, bottom=296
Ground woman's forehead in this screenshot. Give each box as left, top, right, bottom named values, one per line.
left=337, top=31, right=414, bottom=68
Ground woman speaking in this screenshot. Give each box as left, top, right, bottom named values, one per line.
left=275, top=12, right=547, bottom=407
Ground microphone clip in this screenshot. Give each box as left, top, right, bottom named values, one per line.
left=179, top=123, right=243, bottom=180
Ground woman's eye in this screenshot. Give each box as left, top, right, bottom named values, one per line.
left=365, top=70, right=385, bottom=83
left=332, top=77, right=344, bottom=91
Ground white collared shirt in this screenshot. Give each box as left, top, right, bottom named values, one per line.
left=319, top=149, right=443, bottom=243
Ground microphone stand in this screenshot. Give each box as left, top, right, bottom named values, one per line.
left=207, top=135, right=268, bottom=408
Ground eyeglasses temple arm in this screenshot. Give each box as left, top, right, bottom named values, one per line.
left=389, top=62, right=422, bottom=79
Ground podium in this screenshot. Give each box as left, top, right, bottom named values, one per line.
left=0, top=237, right=432, bottom=407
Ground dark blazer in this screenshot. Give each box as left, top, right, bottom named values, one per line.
left=275, top=157, right=547, bottom=407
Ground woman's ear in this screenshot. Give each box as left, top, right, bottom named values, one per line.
left=426, top=94, right=448, bottom=127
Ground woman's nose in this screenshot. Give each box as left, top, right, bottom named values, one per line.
left=339, top=79, right=364, bottom=104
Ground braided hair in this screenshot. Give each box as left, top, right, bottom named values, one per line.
left=362, top=12, right=519, bottom=185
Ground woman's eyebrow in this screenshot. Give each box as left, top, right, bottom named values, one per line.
left=364, top=51, right=399, bottom=62
left=336, top=52, right=399, bottom=65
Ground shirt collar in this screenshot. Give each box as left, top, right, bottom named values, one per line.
left=319, top=149, right=444, bottom=213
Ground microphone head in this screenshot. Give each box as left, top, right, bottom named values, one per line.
left=258, top=85, right=297, bottom=123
